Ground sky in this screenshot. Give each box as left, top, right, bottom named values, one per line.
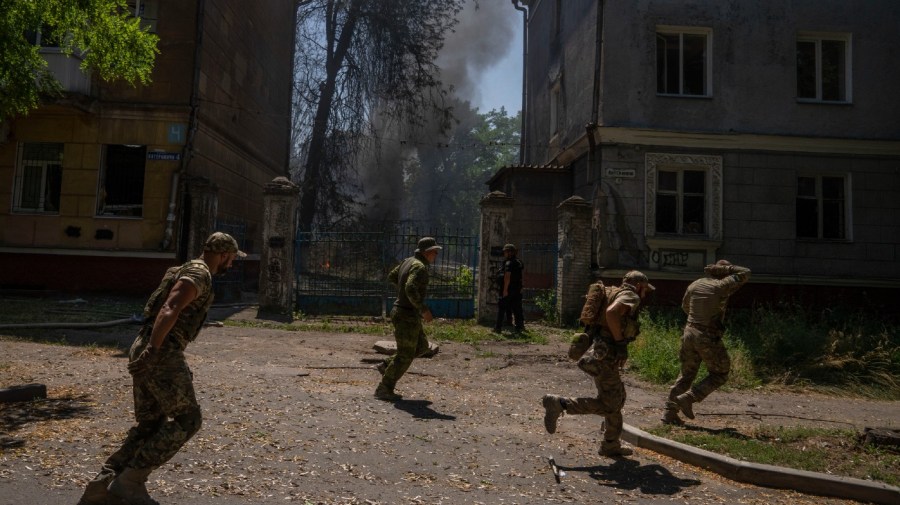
left=437, top=0, right=525, bottom=116
left=477, top=23, right=524, bottom=114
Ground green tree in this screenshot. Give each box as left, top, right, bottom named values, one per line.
left=0, top=0, right=159, bottom=120
left=405, top=104, right=521, bottom=233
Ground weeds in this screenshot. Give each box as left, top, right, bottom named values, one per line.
left=648, top=424, right=900, bottom=487
left=630, top=304, right=900, bottom=399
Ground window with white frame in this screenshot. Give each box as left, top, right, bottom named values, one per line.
left=656, top=26, right=712, bottom=97
left=13, top=143, right=63, bottom=214
left=97, top=144, right=146, bottom=218
left=796, top=33, right=851, bottom=103
left=796, top=174, right=850, bottom=240
left=645, top=153, right=723, bottom=240
left=655, top=168, right=707, bottom=235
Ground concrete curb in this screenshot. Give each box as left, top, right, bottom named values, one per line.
left=622, top=424, right=900, bottom=505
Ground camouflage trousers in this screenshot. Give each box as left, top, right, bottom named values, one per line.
left=380, top=307, right=430, bottom=391
left=95, top=334, right=203, bottom=477
left=666, top=325, right=731, bottom=410
left=561, top=354, right=626, bottom=444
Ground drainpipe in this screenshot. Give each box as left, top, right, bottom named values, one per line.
left=512, top=0, right=528, bottom=165
left=589, top=0, right=604, bottom=270
left=162, top=0, right=205, bottom=251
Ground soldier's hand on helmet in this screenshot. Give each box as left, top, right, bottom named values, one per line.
left=704, top=263, right=731, bottom=279
left=127, top=346, right=160, bottom=376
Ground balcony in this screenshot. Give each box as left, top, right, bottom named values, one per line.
left=41, top=49, right=91, bottom=96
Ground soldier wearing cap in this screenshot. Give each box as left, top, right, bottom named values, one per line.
left=78, top=232, right=245, bottom=505
left=494, top=243, right=525, bottom=333
left=375, top=237, right=441, bottom=401
left=541, top=270, right=654, bottom=457
left=663, top=260, right=751, bottom=425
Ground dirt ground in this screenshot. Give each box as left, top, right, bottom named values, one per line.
left=1, top=306, right=898, bottom=505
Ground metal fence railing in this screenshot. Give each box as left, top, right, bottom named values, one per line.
left=295, top=226, right=477, bottom=318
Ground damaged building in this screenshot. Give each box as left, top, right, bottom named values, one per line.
left=0, top=0, right=294, bottom=296
left=489, top=0, right=899, bottom=318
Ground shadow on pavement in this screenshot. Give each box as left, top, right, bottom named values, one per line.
left=559, top=457, right=702, bottom=494
left=393, top=400, right=456, bottom=421
left=0, top=394, right=94, bottom=449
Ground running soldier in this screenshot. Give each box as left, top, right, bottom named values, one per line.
left=663, top=260, right=751, bottom=425
left=541, top=271, right=654, bottom=457
left=375, top=237, right=441, bottom=401
left=78, top=232, right=245, bottom=505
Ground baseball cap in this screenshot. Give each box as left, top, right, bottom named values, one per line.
left=623, top=270, right=655, bottom=290
left=204, top=232, right=247, bottom=258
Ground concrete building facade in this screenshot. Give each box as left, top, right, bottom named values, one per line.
left=0, top=0, right=295, bottom=294
left=497, top=0, right=900, bottom=307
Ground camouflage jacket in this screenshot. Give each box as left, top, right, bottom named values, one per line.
left=389, top=252, right=431, bottom=314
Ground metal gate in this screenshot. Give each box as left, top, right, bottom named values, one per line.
left=294, top=228, right=477, bottom=318
left=520, top=242, right=558, bottom=319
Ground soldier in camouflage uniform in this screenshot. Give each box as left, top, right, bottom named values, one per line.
left=541, top=271, right=655, bottom=457
left=375, top=237, right=441, bottom=401
left=662, top=260, right=751, bottom=425
left=78, top=232, right=245, bottom=505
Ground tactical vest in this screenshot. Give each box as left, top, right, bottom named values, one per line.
left=141, top=260, right=214, bottom=349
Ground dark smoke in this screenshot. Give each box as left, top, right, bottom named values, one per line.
left=359, top=0, right=519, bottom=224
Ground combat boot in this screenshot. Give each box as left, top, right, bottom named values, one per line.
left=107, top=467, right=159, bottom=505
left=76, top=471, right=115, bottom=505
left=374, top=383, right=402, bottom=401
left=674, top=391, right=697, bottom=419
left=599, top=440, right=633, bottom=457
left=541, top=395, right=565, bottom=434
left=661, top=409, right=685, bottom=426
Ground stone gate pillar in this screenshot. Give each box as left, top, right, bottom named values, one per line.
left=258, top=177, right=300, bottom=315
left=557, top=196, right=592, bottom=325
left=477, top=191, right=514, bottom=325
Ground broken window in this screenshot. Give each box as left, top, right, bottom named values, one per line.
left=656, top=27, right=711, bottom=97
left=97, top=145, right=146, bottom=218
left=796, top=175, right=849, bottom=240
left=13, top=142, right=63, bottom=214
left=797, top=33, right=850, bottom=102
left=655, top=168, right=706, bottom=235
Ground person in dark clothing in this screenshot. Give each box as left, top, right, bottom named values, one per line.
left=494, top=243, right=525, bottom=333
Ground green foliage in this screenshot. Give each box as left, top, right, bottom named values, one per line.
left=629, top=304, right=900, bottom=398
left=452, top=265, right=474, bottom=292
left=533, top=290, right=558, bottom=326
left=647, top=424, right=900, bottom=487
left=1, top=0, right=159, bottom=120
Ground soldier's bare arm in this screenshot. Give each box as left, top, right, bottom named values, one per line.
left=148, top=279, right=199, bottom=350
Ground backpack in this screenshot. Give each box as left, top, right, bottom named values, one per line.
left=578, top=281, right=619, bottom=327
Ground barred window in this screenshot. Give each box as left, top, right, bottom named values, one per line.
left=13, top=142, right=63, bottom=214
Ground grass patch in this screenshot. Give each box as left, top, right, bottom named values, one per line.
left=225, top=316, right=553, bottom=345
left=628, top=305, right=900, bottom=399
left=647, top=424, right=900, bottom=487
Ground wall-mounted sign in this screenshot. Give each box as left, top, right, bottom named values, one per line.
left=167, top=123, right=187, bottom=144
left=148, top=151, right=181, bottom=161
left=606, top=168, right=636, bottom=178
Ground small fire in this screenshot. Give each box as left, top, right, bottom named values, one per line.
left=323, top=260, right=330, bottom=269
